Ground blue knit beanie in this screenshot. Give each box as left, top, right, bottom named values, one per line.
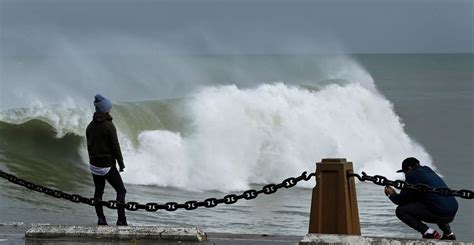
left=94, top=94, right=112, bottom=113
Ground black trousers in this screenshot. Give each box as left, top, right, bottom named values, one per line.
left=396, top=202, right=454, bottom=234
left=92, top=166, right=127, bottom=220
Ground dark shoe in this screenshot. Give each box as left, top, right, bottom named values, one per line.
left=116, top=218, right=128, bottom=226
left=422, top=230, right=441, bottom=240
left=441, top=233, right=456, bottom=240
left=97, top=217, right=108, bottom=226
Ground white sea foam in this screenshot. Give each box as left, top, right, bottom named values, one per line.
left=121, top=81, right=432, bottom=191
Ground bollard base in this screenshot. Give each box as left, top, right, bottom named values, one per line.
left=25, top=225, right=207, bottom=242
left=300, top=233, right=473, bottom=245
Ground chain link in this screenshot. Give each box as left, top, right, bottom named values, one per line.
left=348, top=172, right=473, bottom=199
left=0, top=170, right=315, bottom=212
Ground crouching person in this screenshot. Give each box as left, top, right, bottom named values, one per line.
left=384, top=157, right=457, bottom=240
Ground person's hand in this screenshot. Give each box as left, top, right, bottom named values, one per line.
left=384, top=186, right=396, bottom=196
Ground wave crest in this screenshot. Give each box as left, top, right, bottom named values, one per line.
left=121, top=82, right=432, bottom=191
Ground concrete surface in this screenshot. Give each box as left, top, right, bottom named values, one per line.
left=300, top=233, right=473, bottom=245
left=25, top=225, right=206, bottom=241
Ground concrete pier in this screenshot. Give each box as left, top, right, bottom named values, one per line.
left=25, top=225, right=207, bottom=242
left=300, top=233, right=473, bottom=245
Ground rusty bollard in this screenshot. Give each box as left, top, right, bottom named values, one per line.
left=308, top=158, right=361, bottom=235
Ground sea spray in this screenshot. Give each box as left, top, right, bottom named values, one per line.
left=121, top=82, right=432, bottom=191
left=316, top=55, right=378, bottom=93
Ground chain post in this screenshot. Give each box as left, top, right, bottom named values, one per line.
left=308, top=159, right=361, bottom=235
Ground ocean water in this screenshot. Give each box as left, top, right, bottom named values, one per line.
left=0, top=54, right=472, bottom=240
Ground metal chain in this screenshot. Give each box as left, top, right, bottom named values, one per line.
left=348, top=172, right=473, bottom=199
left=0, top=170, right=316, bottom=212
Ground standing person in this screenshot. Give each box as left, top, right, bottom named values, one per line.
left=86, top=94, right=127, bottom=226
left=384, top=157, right=458, bottom=240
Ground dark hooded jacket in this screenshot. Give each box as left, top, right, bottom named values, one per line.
left=389, top=165, right=458, bottom=217
left=86, top=112, right=125, bottom=169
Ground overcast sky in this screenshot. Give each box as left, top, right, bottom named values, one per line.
left=1, top=0, right=473, bottom=55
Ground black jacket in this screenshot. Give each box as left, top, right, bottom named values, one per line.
left=389, top=165, right=458, bottom=217
left=86, top=112, right=125, bottom=169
